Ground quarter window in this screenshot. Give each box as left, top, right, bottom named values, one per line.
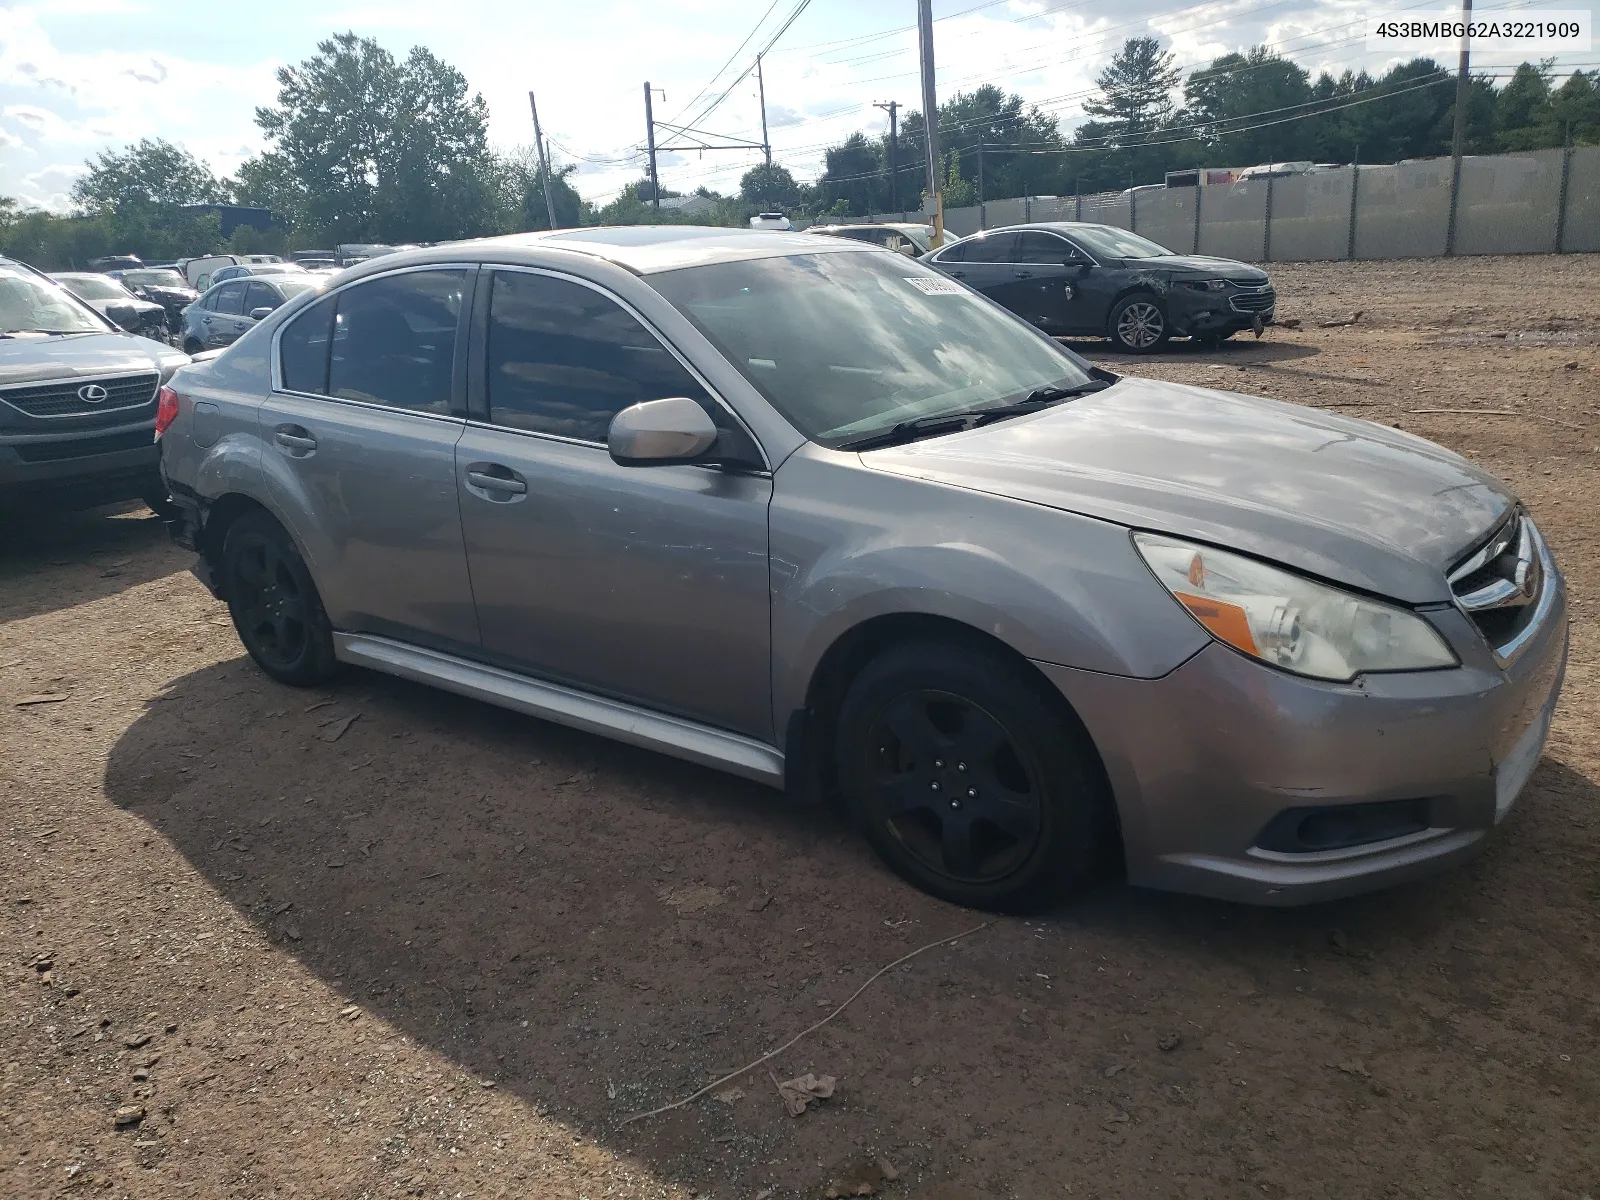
left=326, top=270, right=466, bottom=414
left=278, top=293, right=337, bottom=394
left=212, top=284, right=246, bottom=316
left=485, top=271, right=712, bottom=443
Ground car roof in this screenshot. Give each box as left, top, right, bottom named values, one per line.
left=331, top=226, right=881, bottom=279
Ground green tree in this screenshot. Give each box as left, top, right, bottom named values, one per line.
left=231, top=152, right=306, bottom=227
left=817, top=132, right=883, bottom=216
left=1494, top=61, right=1556, bottom=149
left=1083, top=38, right=1182, bottom=142
left=1550, top=70, right=1600, bottom=144
left=1185, top=48, right=1313, bottom=165
left=254, top=32, right=501, bottom=244
left=740, top=162, right=799, bottom=211
left=70, top=138, right=225, bottom=214
left=495, top=147, right=585, bottom=231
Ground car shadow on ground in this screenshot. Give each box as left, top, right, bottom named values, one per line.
left=103, top=655, right=1600, bottom=1194
left=0, top=502, right=183, bottom=622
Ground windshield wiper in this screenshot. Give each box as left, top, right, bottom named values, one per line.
left=970, top=379, right=1113, bottom=426
left=837, top=378, right=1115, bottom=452
left=1, top=328, right=79, bottom=337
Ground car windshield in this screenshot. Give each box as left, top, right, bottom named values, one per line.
left=648, top=250, right=1094, bottom=447
left=1068, top=226, right=1175, bottom=260
left=1, top=268, right=106, bottom=334
left=120, top=269, right=187, bottom=288
left=275, top=280, right=318, bottom=300
left=58, top=274, right=130, bottom=301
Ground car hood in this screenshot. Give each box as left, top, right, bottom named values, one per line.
left=0, top=332, right=187, bottom=386
left=1133, top=255, right=1268, bottom=282
left=860, top=376, right=1511, bottom=604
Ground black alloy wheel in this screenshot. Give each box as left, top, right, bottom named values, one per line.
left=835, top=641, right=1108, bottom=912
left=222, top=511, right=338, bottom=686
left=864, top=689, right=1043, bottom=885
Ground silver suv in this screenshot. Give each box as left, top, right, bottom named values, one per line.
left=158, top=229, right=1566, bottom=912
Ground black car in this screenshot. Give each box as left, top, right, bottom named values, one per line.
left=1, top=256, right=189, bottom=512
left=108, top=268, right=199, bottom=333
left=49, top=272, right=168, bottom=341
left=178, top=274, right=323, bottom=354
left=925, top=222, right=1275, bottom=353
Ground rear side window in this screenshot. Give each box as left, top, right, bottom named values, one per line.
left=212, top=284, right=246, bottom=315
left=279, top=294, right=337, bottom=394
left=485, top=271, right=711, bottom=443
left=934, top=240, right=971, bottom=263
left=244, top=281, right=279, bottom=313
left=326, top=270, right=466, bottom=414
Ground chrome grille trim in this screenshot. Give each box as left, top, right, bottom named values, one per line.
left=1449, top=512, right=1551, bottom=664
left=0, top=371, right=161, bottom=419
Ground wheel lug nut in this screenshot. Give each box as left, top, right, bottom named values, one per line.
left=929, top=781, right=940, bottom=792
left=967, top=787, right=978, bottom=798
left=950, top=799, right=961, bottom=809
left=956, top=762, right=967, bottom=772
left=934, top=759, right=945, bottom=769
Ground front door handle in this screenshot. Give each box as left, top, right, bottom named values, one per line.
left=465, top=464, right=527, bottom=496
left=1014, top=270, right=1034, bottom=278
left=949, top=270, right=966, bottom=279
left=273, top=424, right=316, bottom=455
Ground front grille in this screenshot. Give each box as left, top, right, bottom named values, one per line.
left=1449, top=511, right=1544, bottom=657
left=0, top=372, right=160, bottom=418
left=12, top=428, right=154, bottom=462
left=1228, top=286, right=1276, bottom=313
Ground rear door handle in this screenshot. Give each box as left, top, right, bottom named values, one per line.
left=1014, top=270, right=1034, bottom=278
left=273, top=424, right=316, bottom=455
left=465, top=464, right=527, bottom=496
left=949, top=270, right=967, bottom=279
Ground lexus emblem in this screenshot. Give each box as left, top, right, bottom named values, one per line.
left=77, top=383, right=108, bottom=404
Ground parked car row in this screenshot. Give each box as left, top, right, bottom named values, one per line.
left=810, top=220, right=1275, bottom=353
left=154, top=227, right=1563, bottom=916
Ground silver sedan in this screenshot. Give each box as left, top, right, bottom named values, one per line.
left=154, top=228, right=1566, bottom=912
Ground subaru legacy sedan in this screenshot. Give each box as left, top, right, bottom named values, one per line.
left=156, top=228, right=1564, bottom=912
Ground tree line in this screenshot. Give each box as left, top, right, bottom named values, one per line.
left=2, top=30, right=1597, bottom=269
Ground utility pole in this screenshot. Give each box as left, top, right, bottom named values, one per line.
left=916, top=0, right=943, bottom=247
left=874, top=101, right=899, bottom=216
left=527, top=91, right=559, bottom=230
left=1445, top=0, right=1472, bottom=253
left=757, top=55, right=772, bottom=167
left=643, top=82, right=663, bottom=210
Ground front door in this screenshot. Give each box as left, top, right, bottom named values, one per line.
left=454, top=268, right=773, bottom=740
left=259, top=267, right=480, bottom=651
left=998, top=231, right=1085, bottom=332
left=203, top=281, right=251, bottom=347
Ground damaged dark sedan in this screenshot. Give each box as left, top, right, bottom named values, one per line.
left=926, top=222, right=1274, bottom=353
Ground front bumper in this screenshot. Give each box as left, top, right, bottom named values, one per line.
left=1036, top=564, right=1568, bottom=905
left=0, top=418, right=161, bottom=507
left=1167, top=286, right=1275, bottom=337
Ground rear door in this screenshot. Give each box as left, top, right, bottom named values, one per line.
left=932, top=232, right=1016, bottom=302
left=259, top=266, right=480, bottom=651
left=453, top=267, right=773, bottom=739
left=204, top=282, right=250, bottom=347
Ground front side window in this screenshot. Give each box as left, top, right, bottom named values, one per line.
left=485, top=271, right=711, bottom=443
left=648, top=250, right=1094, bottom=447
left=1012, top=232, right=1076, bottom=265
left=0, top=266, right=105, bottom=334
left=327, top=269, right=465, bottom=414
left=244, top=281, right=279, bottom=313
left=212, top=284, right=247, bottom=316
left=964, top=233, right=1018, bottom=263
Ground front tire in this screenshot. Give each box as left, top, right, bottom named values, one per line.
left=1109, top=294, right=1170, bottom=354
left=221, top=510, right=339, bottom=686
left=834, top=641, right=1109, bottom=913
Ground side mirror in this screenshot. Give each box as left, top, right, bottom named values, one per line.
left=249, top=306, right=274, bottom=321
left=897, top=242, right=918, bottom=256
left=608, top=397, right=718, bottom=466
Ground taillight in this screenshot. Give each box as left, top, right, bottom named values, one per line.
left=154, top=385, right=180, bottom=440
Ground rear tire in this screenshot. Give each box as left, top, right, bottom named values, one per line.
left=833, top=640, right=1109, bottom=913
left=1109, top=294, right=1170, bottom=354
left=221, top=510, right=339, bottom=686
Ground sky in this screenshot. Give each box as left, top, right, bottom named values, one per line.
left=1, top=0, right=1594, bottom=212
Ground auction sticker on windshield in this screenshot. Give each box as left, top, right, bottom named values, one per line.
left=905, top=276, right=966, bottom=295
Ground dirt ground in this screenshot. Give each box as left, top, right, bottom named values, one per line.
left=3, top=253, right=1598, bottom=1200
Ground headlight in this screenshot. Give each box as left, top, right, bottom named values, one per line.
left=1134, top=533, right=1457, bottom=681
left=1180, top=279, right=1229, bottom=292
